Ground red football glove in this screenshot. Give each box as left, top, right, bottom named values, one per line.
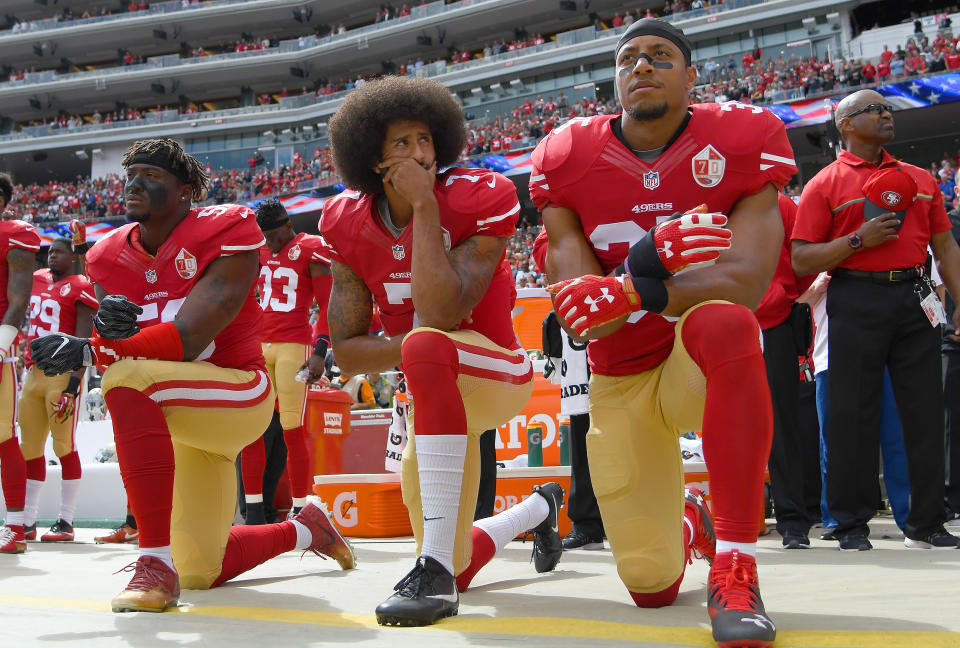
left=68, top=219, right=86, bottom=251
left=547, top=275, right=642, bottom=337
left=52, top=392, right=76, bottom=424
left=626, top=210, right=732, bottom=279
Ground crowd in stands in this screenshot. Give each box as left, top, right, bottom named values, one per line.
left=4, top=1, right=212, bottom=34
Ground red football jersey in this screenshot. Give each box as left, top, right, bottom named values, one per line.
left=529, top=103, right=797, bottom=376
left=24, top=270, right=98, bottom=368
left=86, top=204, right=266, bottom=371
left=258, top=232, right=329, bottom=344
left=320, top=168, right=521, bottom=351
left=0, top=220, right=42, bottom=321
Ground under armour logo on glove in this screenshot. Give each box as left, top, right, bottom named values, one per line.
left=547, top=275, right=643, bottom=337
left=584, top=288, right=615, bottom=312
left=658, top=240, right=674, bottom=259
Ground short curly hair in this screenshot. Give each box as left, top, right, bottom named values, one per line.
left=0, top=172, right=12, bottom=207
left=255, top=197, right=290, bottom=231
left=121, top=137, right=209, bottom=201
left=329, top=76, right=466, bottom=194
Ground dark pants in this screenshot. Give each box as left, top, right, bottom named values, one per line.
left=943, top=351, right=960, bottom=516
left=827, top=276, right=945, bottom=539
left=236, top=410, right=288, bottom=523
left=568, top=412, right=603, bottom=537
left=797, top=378, right=823, bottom=522
left=474, top=429, right=497, bottom=520
left=762, top=321, right=811, bottom=537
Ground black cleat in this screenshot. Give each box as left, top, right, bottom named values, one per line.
left=562, top=529, right=605, bottom=550
left=708, top=550, right=776, bottom=648
left=375, top=556, right=458, bottom=626
left=530, top=482, right=565, bottom=573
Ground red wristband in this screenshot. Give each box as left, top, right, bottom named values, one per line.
left=91, top=321, right=185, bottom=367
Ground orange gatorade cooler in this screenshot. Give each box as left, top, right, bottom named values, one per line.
left=305, top=387, right=354, bottom=475
left=313, top=473, right=413, bottom=538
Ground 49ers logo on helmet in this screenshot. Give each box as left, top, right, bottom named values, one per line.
left=175, top=248, right=198, bottom=279
left=880, top=190, right=902, bottom=208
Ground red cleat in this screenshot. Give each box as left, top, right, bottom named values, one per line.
left=707, top=550, right=776, bottom=648
left=111, top=556, right=180, bottom=613
left=95, top=523, right=139, bottom=544
left=293, top=499, right=356, bottom=570
left=41, top=519, right=75, bottom=542
left=684, top=486, right=716, bottom=565
left=0, top=526, right=26, bottom=554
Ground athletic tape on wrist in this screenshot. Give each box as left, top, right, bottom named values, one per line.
left=64, top=375, right=81, bottom=397
left=624, top=229, right=671, bottom=280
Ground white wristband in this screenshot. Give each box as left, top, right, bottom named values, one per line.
left=0, top=324, right=18, bottom=354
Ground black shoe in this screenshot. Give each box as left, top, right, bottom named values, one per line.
left=904, top=526, right=960, bottom=550
left=562, top=529, right=604, bottom=550
left=781, top=533, right=811, bottom=549
left=820, top=529, right=838, bottom=541
left=375, top=556, right=458, bottom=626
left=530, top=482, right=564, bottom=573
left=244, top=501, right=266, bottom=525
left=838, top=532, right=872, bottom=552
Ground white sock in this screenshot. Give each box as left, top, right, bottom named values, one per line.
left=5, top=510, right=24, bottom=527
left=291, top=497, right=307, bottom=510
left=416, top=434, right=468, bottom=575
left=59, top=479, right=81, bottom=525
left=474, top=491, right=550, bottom=551
left=245, top=493, right=263, bottom=504
left=24, top=479, right=43, bottom=526
left=140, top=546, right=175, bottom=570
left=291, top=519, right=312, bottom=550
left=716, top=540, right=757, bottom=557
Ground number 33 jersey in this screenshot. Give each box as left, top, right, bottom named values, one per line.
left=24, top=270, right=98, bottom=368
left=258, top=232, right=329, bottom=345
left=320, top=168, right=521, bottom=351
left=86, top=204, right=267, bottom=371
left=529, top=103, right=798, bottom=376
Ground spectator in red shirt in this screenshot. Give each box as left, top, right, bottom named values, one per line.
left=877, top=58, right=891, bottom=82
left=947, top=45, right=960, bottom=70
left=861, top=60, right=876, bottom=84
left=880, top=45, right=893, bottom=64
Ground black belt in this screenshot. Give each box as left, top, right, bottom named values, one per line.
left=833, top=267, right=923, bottom=283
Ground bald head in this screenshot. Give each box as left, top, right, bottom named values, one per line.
left=834, top=89, right=885, bottom=126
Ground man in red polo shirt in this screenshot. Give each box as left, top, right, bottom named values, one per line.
left=792, top=89, right=960, bottom=552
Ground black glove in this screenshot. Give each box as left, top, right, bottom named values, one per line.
left=29, top=333, right=95, bottom=377
left=95, top=295, right=143, bottom=340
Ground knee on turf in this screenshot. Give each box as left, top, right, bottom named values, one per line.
left=681, top=303, right=762, bottom=374
left=400, top=328, right=458, bottom=378
left=617, top=550, right=683, bottom=594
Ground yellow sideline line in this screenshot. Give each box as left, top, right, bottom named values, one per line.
left=3, top=595, right=959, bottom=647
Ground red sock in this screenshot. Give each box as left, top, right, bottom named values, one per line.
left=0, top=437, right=26, bottom=509
left=401, top=331, right=467, bottom=436
left=104, top=387, right=175, bottom=549
left=212, top=521, right=298, bottom=587
left=25, top=456, right=46, bottom=482
left=682, top=304, right=773, bottom=543
left=455, top=526, right=497, bottom=593
left=282, top=426, right=310, bottom=500
left=240, top=436, right=266, bottom=496
left=59, top=450, right=81, bottom=481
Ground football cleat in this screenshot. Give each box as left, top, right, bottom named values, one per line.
left=707, top=550, right=776, bottom=648
left=0, top=526, right=26, bottom=554
left=111, top=555, right=180, bottom=613
left=530, top=482, right=565, bottom=573
left=684, top=486, right=716, bottom=565
left=562, top=529, right=605, bottom=550
left=41, top=519, right=75, bottom=542
left=23, top=523, right=37, bottom=541
left=376, top=555, right=459, bottom=626
left=293, top=498, right=356, bottom=570
left=95, top=523, right=139, bottom=544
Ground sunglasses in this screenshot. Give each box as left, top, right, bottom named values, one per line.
left=844, top=103, right=895, bottom=119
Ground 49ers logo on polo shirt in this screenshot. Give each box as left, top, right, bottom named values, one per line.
left=880, top=190, right=902, bottom=208
left=692, top=145, right=726, bottom=188
left=175, top=248, right=198, bottom=279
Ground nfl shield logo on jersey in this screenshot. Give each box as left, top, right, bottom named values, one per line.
left=692, top=145, right=726, bottom=188
left=392, top=244, right=405, bottom=260
left=175, top=248, right=198, bottom=279
left=288, top=244, right=301, bottom=261
left=643, top=171, right=660, bottom=190
left=59, top=283, right=71, bottom=297
left=145, top=269, right=158, bottom=284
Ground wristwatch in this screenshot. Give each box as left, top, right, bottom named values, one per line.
left=847, top=232, right=863, bottom=250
